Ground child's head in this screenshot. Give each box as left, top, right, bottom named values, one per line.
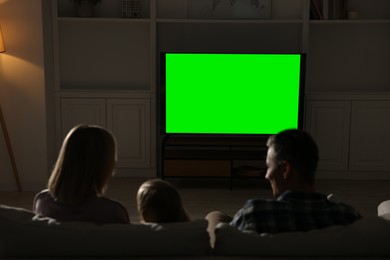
left=137, top=179, right=190, bottom=223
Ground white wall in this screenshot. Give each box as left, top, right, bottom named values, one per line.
left=0, top=0, right=47, bottom=190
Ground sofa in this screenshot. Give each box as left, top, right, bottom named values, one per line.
left=1, top=202, right=390, bottom=259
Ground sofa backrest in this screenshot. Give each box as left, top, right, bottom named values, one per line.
left=3, top=203, right=390, bottom=258
left=213, top=216, right=390, bottom=257
left=0, top=204, right=211, bottom=258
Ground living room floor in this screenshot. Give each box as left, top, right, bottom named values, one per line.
left=1, top=177, right=390, bottom=223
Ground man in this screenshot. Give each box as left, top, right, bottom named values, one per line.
left=206, top=129, right=362, bottom=235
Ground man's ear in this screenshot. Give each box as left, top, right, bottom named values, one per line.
left=282, top=161, right=293, bottom=180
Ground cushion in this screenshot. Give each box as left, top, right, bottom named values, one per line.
left=378, top=200, right=390, bottom=216
left=381, top=213, right=390, bottom=221
left=214, top=217, right=390, bottom=257
left=0, top=204, right=211, bottom=257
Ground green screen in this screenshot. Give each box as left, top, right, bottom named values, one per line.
left=164, top=53, right=303, bottom=134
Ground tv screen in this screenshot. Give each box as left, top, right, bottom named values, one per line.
left=161, top=52, right=305, bottom=135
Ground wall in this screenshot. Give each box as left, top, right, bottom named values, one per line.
left=0, top=0, right=47, bottom=190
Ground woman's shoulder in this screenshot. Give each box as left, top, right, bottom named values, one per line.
left=95, top=196, right=127, bottom=210
left=33, top=189, right=56, bottom=213
left=34, top=189, right=52, bottom=200
left=86, top=196, right=128, bottom=215
left=89, top=196, right=130, bottom=223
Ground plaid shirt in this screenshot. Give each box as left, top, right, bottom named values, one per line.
left=230, top=191, right=362, bottom=234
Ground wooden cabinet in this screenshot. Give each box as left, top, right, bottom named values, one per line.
left=305, top=94, right=390, bottom=179
left=54, top=1, right=152, bottom=92
left=307, top=1, right=390, bottom=92
left=107, top=99, right=151, bottom=168
left=303, top=0, right=390, bottom=179
left=161, top=136, right=268, bottom=188
left=305, top=100, right=351, bottom=171
left=53, top=1, right=155, bottom=173
left=49, top=0, right=315, bottom=95
left=52, top=0, right=308, bottom=93
left=156, top=0, right=307, bottom=54
left=45, top=0, right=390, bottom=178
left=60, top=97, right=151, bottom=169
left=350, top=101, right=390, bottom=172
left=57, top=20, right=151, bottom=91
left=60, top=98, right=106, bottom=139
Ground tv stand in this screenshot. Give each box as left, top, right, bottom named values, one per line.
left=160, top=135, right=268, bottom=189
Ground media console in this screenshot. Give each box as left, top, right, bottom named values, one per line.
left=160, top=135, right=269, bottom=189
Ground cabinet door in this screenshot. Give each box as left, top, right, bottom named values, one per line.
left=305, top=100, right=351, bottom=171
left=350, top=101, right=390, bottom=171
left=107, top=99, right=151, bottom=168
left=60, top=98, right=106, bottom=140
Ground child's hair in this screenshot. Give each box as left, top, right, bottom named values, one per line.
left=137, top=179, right=190, bottom=223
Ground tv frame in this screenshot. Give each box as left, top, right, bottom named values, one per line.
left=159, top=52, right=306, bottom=137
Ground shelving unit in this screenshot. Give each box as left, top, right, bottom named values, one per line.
left=48, top=0, right=390, bottom=179
left=162, top=135, right=267, bottom=188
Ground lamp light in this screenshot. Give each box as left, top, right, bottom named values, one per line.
left=0, top=24, right=22, bottom=191
left=0, top=25, right=5, bottom=53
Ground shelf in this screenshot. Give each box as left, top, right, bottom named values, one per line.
left=57, top=87, right=153, bottom=94
left=163, top=135, right=268, bottom=146
left=310, top=19, right=390, bottom=24
left=161, top=135, right=267, bottom=182
left=58, top=17, right=151, bottom=23
left=50, top=0, right=390, bottom=179
left=56, top=91, right=153, bottom=99
left=164, top=148, right=266, bottom=161
left=156, top=18, right=304, bottom=24
left=56, top=0, right=151, bottom=20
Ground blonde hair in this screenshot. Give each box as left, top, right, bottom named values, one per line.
left=137, top=179, right=190, bottom=223
left=48, top=124, right=117, bottom=205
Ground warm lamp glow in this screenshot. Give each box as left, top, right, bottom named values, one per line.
left=0, top=26, right=5, bottom=53
left=0, top=24, right=21, bottom=191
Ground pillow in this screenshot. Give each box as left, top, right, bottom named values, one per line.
left=214, top=217, right=390, bottom=257
left=0, top=204, right=211, bottom=257
left=378, top=200, right=390, bottom=216
left=380, top=213, right=390, bottom=221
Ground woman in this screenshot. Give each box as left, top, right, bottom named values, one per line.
left=137, top=179, right=190, bottom=223
left=33, top=124, right=129, bottom=224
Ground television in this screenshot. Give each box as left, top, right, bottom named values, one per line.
left=160, top=52, right=305, bottom=136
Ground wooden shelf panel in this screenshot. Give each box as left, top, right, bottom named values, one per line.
left=164, top=149, right=266, bottom=160
left=164, top=160, right=231, bottom=177
left=163, top=135, right=269, bottom=146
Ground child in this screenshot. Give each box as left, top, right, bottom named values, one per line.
left=137, top=179, right=190, bottom=223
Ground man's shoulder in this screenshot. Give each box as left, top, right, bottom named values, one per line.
left=278, top=191, right=327, bottom=200
left=243, top=197, right=292, bottom=210
left=242, top=191, right=332, bottom=211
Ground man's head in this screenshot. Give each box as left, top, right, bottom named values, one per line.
left=265, top=129, right=319, bottom=197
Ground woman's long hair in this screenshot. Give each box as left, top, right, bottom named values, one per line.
left=48, top=124, right=117, bottom=205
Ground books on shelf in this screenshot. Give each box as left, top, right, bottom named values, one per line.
left=310, top=0, right=349, bottom=20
